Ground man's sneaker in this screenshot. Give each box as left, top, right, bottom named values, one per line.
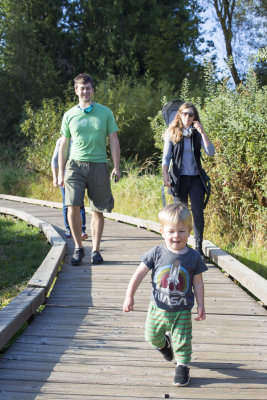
left=64, top=229, right=71, bottom=238
left=81, top=232, right=88, bottom=241
left=173, top=365, right=190, bottom=387
left=157, top=333, right=173, bottom=361
left=71, top=248, right=85, bottom=266
left=91, top=250, right=103, bottom=264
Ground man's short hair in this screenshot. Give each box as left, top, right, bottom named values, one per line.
left=74, top=73, right=94, bottom=89
left=158, top=202, right=192, bottom=231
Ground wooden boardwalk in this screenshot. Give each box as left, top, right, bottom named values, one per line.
left=0, top=198, right=267, bottom=400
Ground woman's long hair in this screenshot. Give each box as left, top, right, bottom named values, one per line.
left=163, top=102, right=200, bottom=144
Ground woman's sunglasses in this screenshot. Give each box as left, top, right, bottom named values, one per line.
left=181, top=111, right=194, bottom=117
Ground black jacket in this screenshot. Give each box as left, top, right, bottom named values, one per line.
left=169, top=129, right=210, bottom=197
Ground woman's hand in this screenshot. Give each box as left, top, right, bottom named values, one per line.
left=163, top=165, right=171, bottom=187
left=163, top=177, right=171, bottom=188
left=193, top=121, right=213, bottom=149
left=193, top=120, right=205, bottom=135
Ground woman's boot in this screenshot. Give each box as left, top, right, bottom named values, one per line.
left=195, top=238, right=205, bottom=260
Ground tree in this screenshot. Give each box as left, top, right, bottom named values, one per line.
left=0, top=0, right=68, bottom=142
left=212, top=0, right=241, bottom=85
left=64, top=0, right=207, bottom=87
left=201, top=0, right=267, bottom=86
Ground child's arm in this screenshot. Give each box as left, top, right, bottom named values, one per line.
left=193, top=273, right=206, bottom=321
left=123, top=262, right=150, bottom=312
left=51, top=141, right=59, bottom=187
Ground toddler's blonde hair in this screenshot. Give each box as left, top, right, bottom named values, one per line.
left=158, top=202, right=192, bottom=231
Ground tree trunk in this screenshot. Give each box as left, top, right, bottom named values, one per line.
left=213, top=0, right=241, bottom=85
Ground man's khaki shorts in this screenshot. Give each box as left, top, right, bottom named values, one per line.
left=64, top=159, right=114, bottom=213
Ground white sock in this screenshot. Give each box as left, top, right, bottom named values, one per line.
left=177, top=362, right=189, bottom=367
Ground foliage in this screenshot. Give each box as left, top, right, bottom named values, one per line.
left=0, top=0, right=67, bottom=142
left=201, top=74, right=266, bottom=243
left=149, top=97, right=168, bottom=152
left=64, top=0, right=205, bottom=86
left=96, top=76, right=175, bottom=159
left=0, top=215, right=50, bottom=309
left=21, top=97, right=69, bottom=175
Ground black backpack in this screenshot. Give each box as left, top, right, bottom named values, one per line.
left=162, top=98, right=184, bottom=126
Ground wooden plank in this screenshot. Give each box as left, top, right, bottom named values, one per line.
left=1, top=365, right=267, bottom=388
left=28, top=245, right=66, bottom=292
left=0, top=287, right=45, bottom=349
left=2, top=355, right=267, bottom=370
left=0, top=380, right=267, bottom=400
left=204, top=243, right=267, bottom=305
left=1, top=393, right=267, bottom=400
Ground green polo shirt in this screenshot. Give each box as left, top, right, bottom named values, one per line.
left=60, top=103, right=118, bottom=162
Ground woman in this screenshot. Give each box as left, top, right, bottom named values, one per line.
left=162, top=102, right=215, bottom=258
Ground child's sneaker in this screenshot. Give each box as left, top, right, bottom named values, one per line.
left=64, top=229, right=71, bottom=238
left=81, top=232, right=88, bottom=240
left=173, top=365, right=190, bottom=386
left=157, top=333, right=173, bottom=361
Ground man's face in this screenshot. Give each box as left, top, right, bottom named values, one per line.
left=75, top=82, right=94, bottom=103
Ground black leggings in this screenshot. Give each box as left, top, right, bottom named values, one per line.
left=173, top=175, right=205, bottom=241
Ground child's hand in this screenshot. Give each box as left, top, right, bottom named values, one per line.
left=194, top=305, right=206, bottom=321
left=53, top=177, right=58, bottom=187
left=123, top=297, right=134, bottom=312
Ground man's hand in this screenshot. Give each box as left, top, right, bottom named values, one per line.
left=111, top=168, right=121, bottom=183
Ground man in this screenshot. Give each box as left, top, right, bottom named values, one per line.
left=58, top=73, right=120, bottom=266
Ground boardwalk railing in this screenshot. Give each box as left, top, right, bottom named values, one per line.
left=0, top=206, right=66, bottom=349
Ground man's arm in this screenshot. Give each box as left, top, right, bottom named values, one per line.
left=193, top=273, right=206, bottom=321
left=123, top=262, right=150, bottom=312
left=109, top=131, right=121, bottom=182
left=58, top=136, right=70, bottom=187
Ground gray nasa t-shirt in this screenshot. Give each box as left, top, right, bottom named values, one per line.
left=141, top=245, right=208, bottom=312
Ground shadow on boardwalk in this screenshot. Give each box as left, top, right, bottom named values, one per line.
left=0, top=198, right=267, bottom=400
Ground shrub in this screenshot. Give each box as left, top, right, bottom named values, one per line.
left=21, top=97, right=68, bottom=175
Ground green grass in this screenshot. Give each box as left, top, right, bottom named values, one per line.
left=0, top=215, right=51, bottom=309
